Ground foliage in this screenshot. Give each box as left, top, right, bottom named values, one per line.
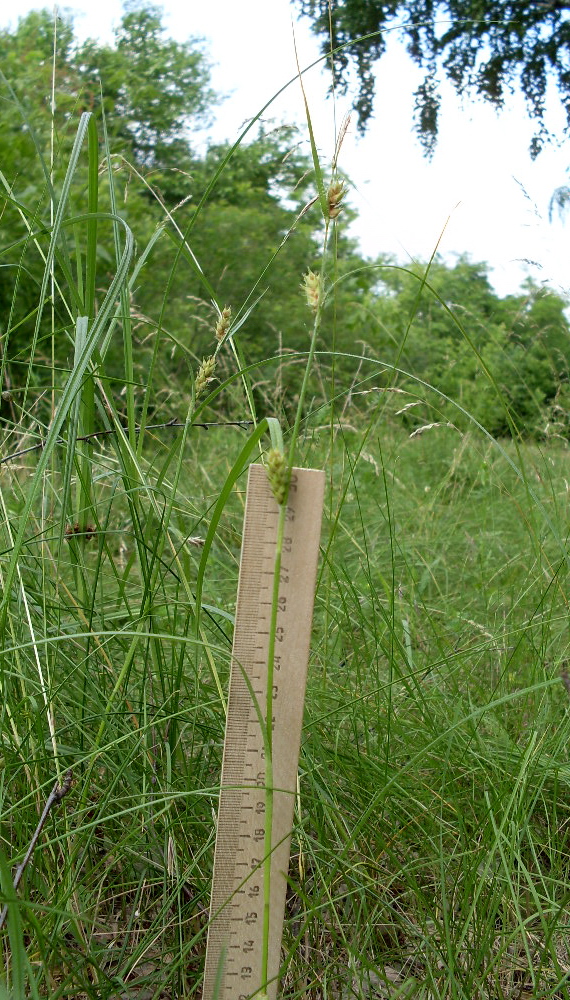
left=4, top=8, right=568, bottom=443
left=0, top=6, right=376, bottom=425
left=0, top=3, right=215, bottom=402
left=294, top=0, right=570, bottom=155
left=356, top=254, right=570, bottom=436
left=75, top=0, right=215, bottom=172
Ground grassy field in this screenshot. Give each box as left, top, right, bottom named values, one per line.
left=2, top=394, right=570, bottom=998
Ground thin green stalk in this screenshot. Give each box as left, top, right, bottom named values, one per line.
left=49, top=8, right=57, bottom=426
left=260, top=500, right=287, bottom=990
left=258, top=208, right=334, bottom=990
left=286, top=228, right=330, bottom=476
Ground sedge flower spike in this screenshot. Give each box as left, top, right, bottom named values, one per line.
left=195, top=355, right=216, bottom=397
left=215, top=305, right=232, bottom=343
left=302, top=269, right=321, bottom=314
left=327, top=177, right=346, bottom=220
left=266, top=449, right=289, bottom=506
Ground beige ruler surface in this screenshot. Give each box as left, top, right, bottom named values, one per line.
left=203, top=463, right=325, bottom=1000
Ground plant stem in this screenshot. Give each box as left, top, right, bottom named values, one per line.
left=287, top=224, right=330, bottom=476
left=260, top=224, right=331, bottom=993
left=261, top=500, right=287, bottom=989
left=0, top=771, right=73, bottom=931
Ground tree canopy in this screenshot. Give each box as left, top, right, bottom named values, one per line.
left=76, top=0, right=215, bottom=169
left=2, top=4, right=570, bottom=441
left=294, top=0, right=570, bottom=156
left=0, top=4, right=367, bottom=415
left=362, top=254, right=570, bottom=436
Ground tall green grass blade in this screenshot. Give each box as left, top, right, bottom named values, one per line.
left=0, top=210, right=134, bottom=628
left=194, top=418, right=270, bottom=639
left=0, top=846, right=40, bottom=1000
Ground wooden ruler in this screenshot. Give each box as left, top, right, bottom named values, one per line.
left=203, top=463, right=325, bottom=1000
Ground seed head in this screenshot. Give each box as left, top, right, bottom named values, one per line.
left=195, top=355, right=216, bottom=397
left=327, top=177, right=345, bottom=219
left=302, top=269, right=321, bottom=314
left=266, top=448, right=289, bottom=506
left=215, top=305, right=232, bottom=343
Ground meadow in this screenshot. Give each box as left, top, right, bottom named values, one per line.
left=3, top=381, right=570, bottom=998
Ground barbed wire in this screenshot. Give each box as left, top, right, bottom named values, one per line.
left=0, top=418, right=254, bottom=467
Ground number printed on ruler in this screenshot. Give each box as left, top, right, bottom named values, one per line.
left=203, top=464, right=325, bottom=1000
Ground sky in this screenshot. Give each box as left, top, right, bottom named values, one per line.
left=2, top=0, right=570, bottom=298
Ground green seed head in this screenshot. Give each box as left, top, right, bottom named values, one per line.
left=266, top=448, right=289, bottom=506
left=195, top=355, right=216, bottom=397
left=215, top=305, right=232, bottom=343
left=302, top=269, right=321, bottom=314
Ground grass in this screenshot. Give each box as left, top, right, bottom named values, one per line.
left=2, top=55, right=570, bottom=1000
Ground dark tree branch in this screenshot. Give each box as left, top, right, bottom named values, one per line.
left=294, top=0, right=570, bottom=155
left=0, top=770, right=73, bottom=932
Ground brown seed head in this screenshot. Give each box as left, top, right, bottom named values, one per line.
left=327, top=177, right=345, bottom=220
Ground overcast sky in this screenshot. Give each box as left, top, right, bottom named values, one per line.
left=2, top=0, right=570, bottom=298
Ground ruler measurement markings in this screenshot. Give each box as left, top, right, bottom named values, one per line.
left=203, top=465, right=324, bottom=1000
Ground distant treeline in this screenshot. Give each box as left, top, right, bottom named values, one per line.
left=1, top=5, right=568, bottom=440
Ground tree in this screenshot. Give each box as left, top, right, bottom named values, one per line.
left=364, top=255, right=570, bottom=436
left=0, top=4, right=217, bottom=399
left=75, top=1, right=215, bottom=176
left=0, top=6, right=372, bottom=415
left=294, top=0, right=570, bottom=156
left=0, top=10, right=80, bottom=179
left=127, top=129, right=375, bottom=396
